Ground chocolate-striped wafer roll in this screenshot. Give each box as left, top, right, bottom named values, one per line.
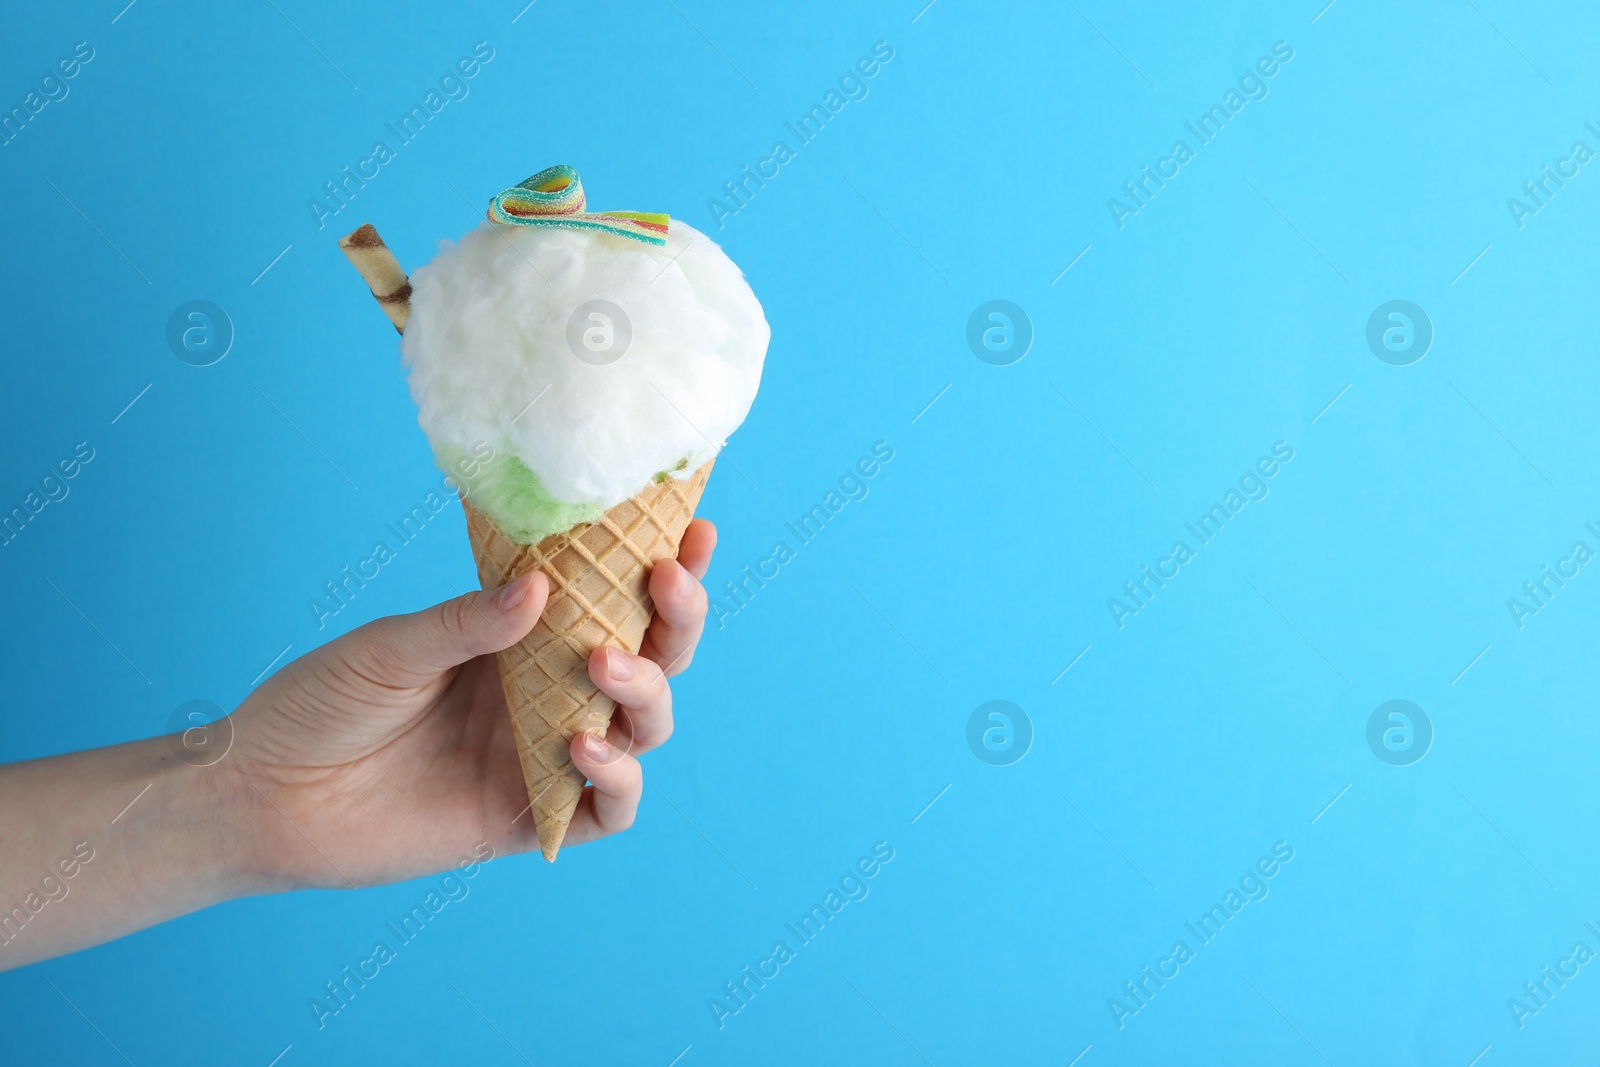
left=339, top=223, right=412, bottom=333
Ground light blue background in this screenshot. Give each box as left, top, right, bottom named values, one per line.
left=3, top=0, right=1598, bottom=1063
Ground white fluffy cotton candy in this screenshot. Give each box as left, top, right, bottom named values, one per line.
left=401, top=217, right=768, bottom=533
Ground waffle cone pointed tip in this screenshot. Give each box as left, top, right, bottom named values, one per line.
left=465, top=463, right=714, bottom=861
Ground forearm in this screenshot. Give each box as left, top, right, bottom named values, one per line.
left=0, top=733, right=251, bottom=971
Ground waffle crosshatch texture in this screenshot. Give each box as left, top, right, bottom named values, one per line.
left=465, top=463, right=713, bottom=860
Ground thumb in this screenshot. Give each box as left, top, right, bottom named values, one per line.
left=359, top=572, right=547, bottom=679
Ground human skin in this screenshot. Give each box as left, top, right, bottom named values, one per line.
left=0, top=520, right=716, bottom=971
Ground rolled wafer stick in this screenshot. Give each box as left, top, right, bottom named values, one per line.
left=339, top=223, right=412, bottom=333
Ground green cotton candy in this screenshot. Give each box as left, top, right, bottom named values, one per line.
left=443, top=446, right=603, bottom=545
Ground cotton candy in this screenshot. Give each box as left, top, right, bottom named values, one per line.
left=401, top=218, right=768, bottom=543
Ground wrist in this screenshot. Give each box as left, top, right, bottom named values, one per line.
left=152, top=729, right=271, bottom=902
left=0, top=727, right=268, bottom=970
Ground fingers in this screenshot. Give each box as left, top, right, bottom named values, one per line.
left=677, top=518, right=717, bottom=579
left=567, top=732, right=642, bottom=838
left=357, top=572, right=548, bottom=681
left=588, top=647, right=673, bottom=756
left=639, top=558, right=710, bottom=677
left=500, top=525, right=712, bottom=854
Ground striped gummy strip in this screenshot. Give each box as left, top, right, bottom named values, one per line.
left=487, top=164, right=669, bottom=246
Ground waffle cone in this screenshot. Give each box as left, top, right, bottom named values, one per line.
left=464, top=463, right=713, bottom=861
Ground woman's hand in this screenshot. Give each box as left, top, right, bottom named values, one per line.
left=0, top=518, right=714, bottom=971
left=225, top=518, right=717, bottom=891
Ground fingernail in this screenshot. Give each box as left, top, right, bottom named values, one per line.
left=605, top=647, right=635, bottom=681
left=675, top=561, right=693, bottom=598
left=496, top=574, right=531, bottom=611
left=583, top=732, right=610, bottom=758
